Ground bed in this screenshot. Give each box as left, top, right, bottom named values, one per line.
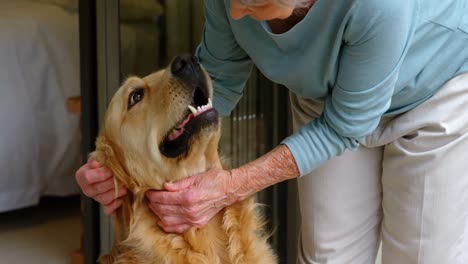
left=0, top=0, right=81, bottom=212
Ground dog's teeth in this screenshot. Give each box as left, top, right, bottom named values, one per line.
left=188, top=105, right=197, bottom=114
left=189, top=103, right=212, bottom=117
left=208, top=99, right=212, bottom=107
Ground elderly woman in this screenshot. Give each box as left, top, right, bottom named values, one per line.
left=76, top=0, right=468, bottom=263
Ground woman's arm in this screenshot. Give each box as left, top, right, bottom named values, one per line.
left=230, top=144, right=299, bottom=201
left=282, top=0, right=417, bottom=175
left=146, top=144, right=298, bottom=234
left=197, top=0, right=254, bottom=116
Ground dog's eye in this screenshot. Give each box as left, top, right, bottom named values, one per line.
left=128, top=88, right=144, bottom=109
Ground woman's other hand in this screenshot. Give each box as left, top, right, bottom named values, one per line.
left=75, top=159, right=127, bottom=215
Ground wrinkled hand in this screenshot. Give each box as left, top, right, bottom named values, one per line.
left=146, top=168, right=239, bottom=234
left=75, top=159, right=127, bottom=215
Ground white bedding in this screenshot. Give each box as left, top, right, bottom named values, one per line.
left=0, top=0, right=81, bottom=212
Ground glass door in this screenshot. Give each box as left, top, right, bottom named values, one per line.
left=81, top=0, right=299, bottom=262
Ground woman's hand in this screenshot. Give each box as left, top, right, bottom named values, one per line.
left=146, top=168, right=239, bottom=234
left=75, top=159, right=127, bottom=215
left=146, top=145, right=299, bottom=234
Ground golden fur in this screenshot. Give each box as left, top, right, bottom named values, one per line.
left=90, top=58, right=277, bottom=264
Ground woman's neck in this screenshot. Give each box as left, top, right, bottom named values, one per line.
left=267, top=0, right=317, bottom=34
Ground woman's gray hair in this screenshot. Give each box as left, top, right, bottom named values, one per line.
left=238, top=0, right=312, bottom=8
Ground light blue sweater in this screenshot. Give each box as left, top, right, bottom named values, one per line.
left=196, top=0, right=468, bottom=176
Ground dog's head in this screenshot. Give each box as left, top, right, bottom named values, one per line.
left=92, top=55, right=221, bottom=191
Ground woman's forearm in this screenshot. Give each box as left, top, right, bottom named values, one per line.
left=229, top=144, right=299, bottom=201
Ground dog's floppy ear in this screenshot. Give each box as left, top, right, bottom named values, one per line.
left=90, top=135, right=134, bottom=242
left=91, top=135, right=134, bottom=188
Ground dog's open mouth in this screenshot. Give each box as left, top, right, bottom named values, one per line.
left=159, top=86, right=218, bottom=158
left=167, top=98, right=212, bottom=142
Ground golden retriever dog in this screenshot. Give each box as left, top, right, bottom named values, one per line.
left=90, top=55, right=277, bottom=264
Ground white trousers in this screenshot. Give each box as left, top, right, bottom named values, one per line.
left=292, top=73, right=468, bottom=264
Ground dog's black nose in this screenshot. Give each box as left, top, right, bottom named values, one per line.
left=171, top=55, right=199, bottom=75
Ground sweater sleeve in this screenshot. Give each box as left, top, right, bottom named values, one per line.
left=282, top=0, right=416, bottom=176
left=196, top=0, right=254, bottom=116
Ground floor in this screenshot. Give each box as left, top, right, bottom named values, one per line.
left=0, top=195, right=382, bottom=264
left=0, top=196, right=81, bottom=264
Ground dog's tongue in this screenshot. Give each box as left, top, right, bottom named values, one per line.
left=167, top=128, right=183, bottom=141
left=167, top=114, right=194, bottom=141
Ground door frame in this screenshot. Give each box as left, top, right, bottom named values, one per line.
left=79, top=0, right=121, bottom=262
left=78, top=0, right=100, bottom=263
